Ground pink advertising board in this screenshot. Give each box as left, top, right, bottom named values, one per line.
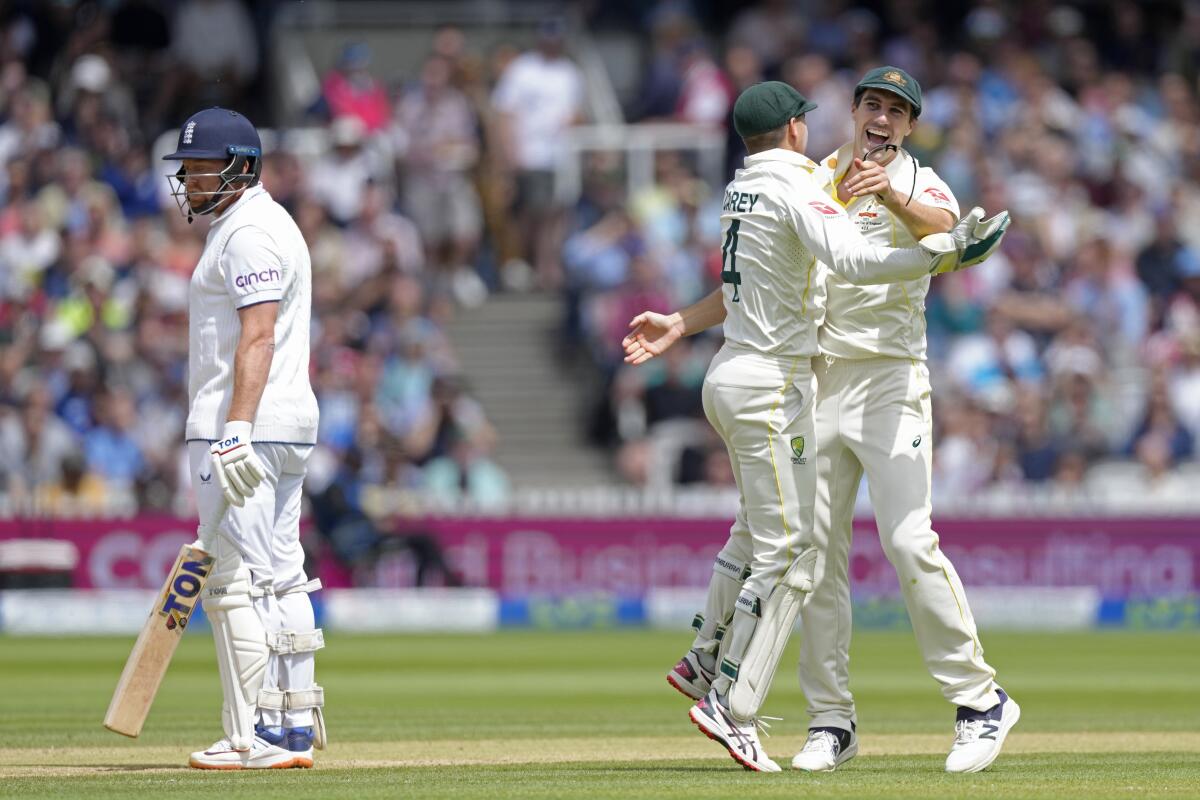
left=1, top=516, right=1197, bottom=597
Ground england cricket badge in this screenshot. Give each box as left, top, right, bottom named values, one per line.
left=790, top=436, right=807, bottom=465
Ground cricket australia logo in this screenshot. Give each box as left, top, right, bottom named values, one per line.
left=182, top=121, right=196, bottom=144
left=790, top=436, right=807, bottom=465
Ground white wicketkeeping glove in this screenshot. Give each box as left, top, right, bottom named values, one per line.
left=919, top=206, right=1011, bottom=275
left=209, top=421, right=265, bottom=508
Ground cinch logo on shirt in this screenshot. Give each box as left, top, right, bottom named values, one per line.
left=234, top=268, right=281, bottom=289
left=809, top=200, right=840, bottom=216
left=183, top=121, right=196, bottom=145
left=923, top=187, right=951, bottom=203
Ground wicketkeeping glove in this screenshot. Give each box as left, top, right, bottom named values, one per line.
left=919, top=206, right=1011, bottom=275
left=209, top=421, right=265, bottom=508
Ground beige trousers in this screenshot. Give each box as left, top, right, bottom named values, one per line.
left=798, top=355, right=1000, bottom=731
left=690, top=346, right=819, bottom=717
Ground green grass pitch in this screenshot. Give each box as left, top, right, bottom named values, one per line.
left=2, top=628, right=1198, bottom=798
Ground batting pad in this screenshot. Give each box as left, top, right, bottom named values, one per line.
left=691, top=545, right=750, bottom=661
left=721, top=546, right=818, bottom=722
left=258, top=685, right=327, bottom=749
left=203, top=558, right=269, bottom=751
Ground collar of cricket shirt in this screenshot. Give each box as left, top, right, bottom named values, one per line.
left=212, top=183, right=268, bottom=225
left=824, top=141, right=915, bottom=196
left=743, top=148, right=818, bottom=172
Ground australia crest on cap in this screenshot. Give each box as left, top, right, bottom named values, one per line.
left=882, top=70, right=907, bottom=86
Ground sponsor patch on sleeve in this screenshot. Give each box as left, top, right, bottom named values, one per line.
left=922, top=186, right=953, bottom=206
left=224, top=227, right=284, bottom=307
left=808, top=200, right=840, bottom=216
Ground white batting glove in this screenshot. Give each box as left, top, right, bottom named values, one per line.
left=209, top=421, right=265, bottom=508
left=920, top=207, right=1011, bottom=275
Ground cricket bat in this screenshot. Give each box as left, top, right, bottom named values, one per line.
left=103, top=542, right=214, bottom=738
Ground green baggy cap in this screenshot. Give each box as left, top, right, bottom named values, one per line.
left=732, top=81, right=818, bottom=138
left=854, top=66, right=922, bottom=117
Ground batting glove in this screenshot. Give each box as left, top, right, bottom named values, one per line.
left=920, top=206, right=1011, bottom=275
left=209, top=421, right=265, bottom=508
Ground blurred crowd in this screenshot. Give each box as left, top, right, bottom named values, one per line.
left=576, top=0, right=1200, bottom=507
left=0, top=0, right=547, bottom=517
left=4, top=0, right=1200, bottom=518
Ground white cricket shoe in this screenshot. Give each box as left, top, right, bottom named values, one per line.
left=688, top=688, right=780, bottom=772
left=666, top=649, right=715, bottom=701
left=945, top=689, right=1021, bottom=773
left=791, top=726, right=858, bottom=771
left=188, top=734, right=309, bottom=770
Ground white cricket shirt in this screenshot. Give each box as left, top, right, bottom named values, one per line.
left=186, top=184, right=319, bottom=444
left=816, top=143, right=960, bottom=361
left=717, top=148, right=935, bottom=358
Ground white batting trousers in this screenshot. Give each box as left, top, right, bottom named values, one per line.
left=188, top=440, right=317, bottom=728
left=798, top=356, right=1000, bottom=731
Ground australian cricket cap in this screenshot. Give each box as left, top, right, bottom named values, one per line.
left=732, top=81, right=818, bottom=138
left=854, top=66, right=922, bottom=117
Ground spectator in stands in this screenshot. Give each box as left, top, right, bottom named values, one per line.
left=0, top=200, right=60, bottom=301
left=0, top=385, right=78, bottom=503
left=1062, top=236, right=1148, bottom=355
left=340, top=182, right=424, bottom=292
left=422, top=426, right=511, bottom=509
left=53, top=342, right=99, bottom=436
left=1049, top=446, right=1091, bottom=502
left=1126, top=368, right=1194, bottom=461
left=933, top=400, right=998, bottom=497
left=0, top=79, right=60, bottom=171
left=99, top=135, right=162, bottom=220
left=1168, top=336, right=1200, bottom=439
left=672, top=41, right=733, bottom=128
left=35, top=449, right=108, bottom=517
left=491, top=18, right=584, bottom=289
left=56, top=54, right=138, bottom=149
left=317, top=42, right=391, bottom=133
left=728, top=0, right=807, bottom=74
left=167, top=0, right=259, bottom=111
left=1130, top=431, right=1191, bottom=504
left=1136, top=214, right=1188, bottom=309
left=400, top=375, right=494, bottom=479
left=83, top=386, right=143, bottom=488
left=37, top=147, right=114, bottom=237
left=630, top=4, right=694, bottom=122
left=1014, top=387, right=1060, bottom=482
left=308, top=115, right=387, bottom=226
left=781, top=53, right=853, bottom=164
left=639, top=340, right=704, bottom=428
left=394, top=54, right=485, bottom=305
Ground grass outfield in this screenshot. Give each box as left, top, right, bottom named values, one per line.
left=2, top=629, right=1198, bottom=798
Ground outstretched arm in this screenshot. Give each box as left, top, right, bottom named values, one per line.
left=622, top=289, right=726, bottom=365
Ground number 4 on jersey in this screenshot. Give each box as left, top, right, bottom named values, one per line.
left=721, top=219, right=742, bottom=302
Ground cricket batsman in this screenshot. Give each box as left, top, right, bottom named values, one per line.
left=165, top=107, right=325, bottom=769
left=623, top=81, right=1010, bottom=771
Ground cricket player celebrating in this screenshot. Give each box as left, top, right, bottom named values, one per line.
left=792, top=66, right=1018, bottom=775
left=631, top=69, right=1018, bottom=775
left=164, top=107, right=325, bottom=769
left=622, top=81, right=1009, bottom=772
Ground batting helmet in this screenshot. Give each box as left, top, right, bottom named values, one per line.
left=163, top=107, right=262, bottom=220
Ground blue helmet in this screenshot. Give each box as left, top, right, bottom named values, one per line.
left=163, top=107, right=263, bottom=220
